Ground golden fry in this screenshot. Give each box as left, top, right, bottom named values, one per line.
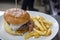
left=36, top=16, right=40, bottom=19
left=45, top=28, right=51, bottom=36
left=42, top=19, right=52, bottom=29
left=34, top=26, right=40, bottom=30
left=24, top=31, right=34, bottom=40
left=33, top=31, right=40, bottom=38
left=39, top=16, right=45, bottom=20
left=32, top=18, right=44, bottom=31
left=38, top=18, right=47, bottom=31
left=33, top=28, right=46, bottom=36
left=24, top=34, right=31, bottom=40
left=43, top=20, right=52, bottom=26
left=45, top=24, right=50, bottom=29
left=24, top=33, right=31, bottom=39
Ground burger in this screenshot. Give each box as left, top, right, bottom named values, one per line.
left=4, top=8, right=34, bottom=35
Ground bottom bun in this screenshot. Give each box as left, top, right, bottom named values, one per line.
left=4, top=21, right=24, bottom=36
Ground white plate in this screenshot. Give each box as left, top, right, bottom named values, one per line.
left=0, top=11, right=59, bottom=40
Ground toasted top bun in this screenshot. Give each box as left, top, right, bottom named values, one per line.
left=4, top=8, right=30, bottom=24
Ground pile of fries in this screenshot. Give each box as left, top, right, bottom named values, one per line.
left=24, top=16, right=52, bottom=40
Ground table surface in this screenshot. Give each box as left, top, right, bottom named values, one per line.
left=52, top=15, right=60, bottom=40
left=0, top=11, right=60, bottom=40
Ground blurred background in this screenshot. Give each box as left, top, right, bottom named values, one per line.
left=0, top=0, right=60, bottom=40
left=0, top=0, right=60, bottom=15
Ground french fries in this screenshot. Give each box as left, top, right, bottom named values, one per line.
left=45, top=28, right=51, bottom=36
left=24, top=31, right=33, bottom=40
left=32, top=18, right=44, bottom=31
left=33, top=28, right=46, bottom=36
left=38, top=18, right=47, bottom=31
left=34, top=26, right=40, bottom=30
left=45, top=24, right=50, bottom=29
left=43, top=20, right=52, bottom=26
left=43, top=20, right=52, bottom=29
left=39, top=16, right=45, bottom=20
left=24, top=16, right=52, bottom=40
left=24, top=33, right=31, bottom=40
left=32, top=31, right=40, bottom=38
